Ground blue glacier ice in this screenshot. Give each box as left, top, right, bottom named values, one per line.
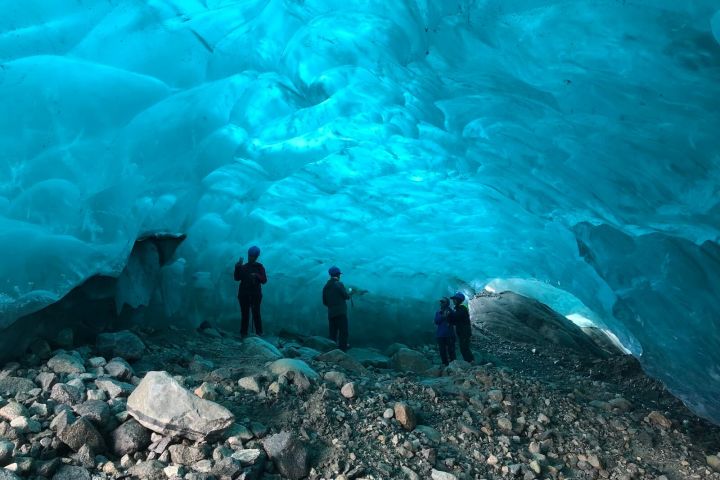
left=1, top=1, right=719, bottom=422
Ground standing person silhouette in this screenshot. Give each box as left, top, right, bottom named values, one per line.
left=322, top=266, right=353, bottom=351
left=450, top=292, right=474, bottom=362
left=434, top=297, right=456, bottom=366
left=234, top=246, right=267, bottom=338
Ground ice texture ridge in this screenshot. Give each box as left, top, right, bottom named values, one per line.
left=0, top=1, right=719, bottom=422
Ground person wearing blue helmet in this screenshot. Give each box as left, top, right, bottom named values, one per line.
left=322, top=266, right=353, bottom=351
left=450, top=292, right=474, bottom=362
left=233, top=245, right=267, bottom=337
left=434, top=297, right=456, bottom=365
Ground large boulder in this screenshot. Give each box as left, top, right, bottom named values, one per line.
left=267, top=359, right=319, bottom=380
left=238, top=337, right=282, bottom=361
left=347, top=348, right=390, bottom=368
left=300, top=336, right=338, bottom=353
left=127, top=371, right=234, bottom=441
left=96, top=331, right=145, bottom=361
left=390, top=348, right=431, bottom=373
left=315, top=349, right=366, bottom=372
left=262, top=431, right=309, bottom=480
left=473, top=292, right=610, bottom=358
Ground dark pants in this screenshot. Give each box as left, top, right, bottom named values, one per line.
left=239, top=293, right=262, bottom=336
left=328, top=314, right=348, bottom=351
left=437, top=337, right=456, bottom=365
left=458, top=335, right=474, bottom=362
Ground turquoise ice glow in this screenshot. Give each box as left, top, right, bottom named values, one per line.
left=0, top=1, right=719, bottom=422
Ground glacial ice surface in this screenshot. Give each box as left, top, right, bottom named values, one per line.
left=1, top=1, right=719, bottom=421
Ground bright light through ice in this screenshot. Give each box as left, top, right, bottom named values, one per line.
left=484, top=285, right=496, bottom=293
left=567, top=313, right=632, bottom=354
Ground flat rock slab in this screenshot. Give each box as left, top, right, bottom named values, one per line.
left=127, top=371, right=234, bottom=441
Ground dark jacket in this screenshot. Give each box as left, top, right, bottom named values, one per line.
left=434, top=307, right=455, bottom=338
left=322, top=278, right=350, bottom=318
left=452, top=304, right=472, bottom=338
left=234, top=261, right=267, bottom=297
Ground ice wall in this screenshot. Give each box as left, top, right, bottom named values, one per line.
left=1, top=1, right=719, bottom=421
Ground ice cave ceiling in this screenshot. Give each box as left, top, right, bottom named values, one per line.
left=0, top=1, right=719, bottom=422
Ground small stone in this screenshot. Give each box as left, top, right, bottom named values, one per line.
left=487, top=455, right=499, bottom=465
left=164, top=465, right=186, bottom=477
left=58, top=417, right=107, bottom=453
left=127, top=460, right=166, bottom=480
left=394, top=402, right=417, bottom=431
left=324, top=371, right=348, bottom=387
left=168, top=444, right=209, bottom=465
left=191, top=459, right=213, bottom=473
left=0, top=377, right=36, bottom=396
left=194, top=382, right=217, bottom=400
left=646, top=411, right=672, bottom=429
left=383, top=408, right=394, bottom=419
left=238, top=376, right=261, bottom=393
left=262, top=431, right=309, bottom=480
left=497, top=417, right=513, bottom=432
left=35, top=372, right=58, bottom=391
left=401, top=466, right=420, bottom=480
left=51, top=465, right=91, bottom=480
left=105, top=358, right=134, bottom=380
left=74, top=400, right=111, bottom=426
left=88, top=357, right=107, bottom=368
left=340, top=382, right=357, bottom=399
left=0, top=402, right=27, bottom=421
left=529, top=460, right=542, bottom=474
left=50, top=383, right=84, bottom=405
left=212, top=457, right=244, bottom=477
left=10, top=416, right=41, bottom=433
left=707, top=455, right=720, bottom=473
left=0, top=439, right=15, bottom=464
left=95, top=378, right=134, bottom=398
left=231, top=449, right=263, bottom=466
left=48, top=353, right=86, bottom=374
left=111, top=419, right=152, bottom=456
left=608, top=397, right=632, bottom=412
left=487, top=389, right=504, bottom=403
left=431, top=469, right=457, bottom=480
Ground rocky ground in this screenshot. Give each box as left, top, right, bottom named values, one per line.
left=1, top=321, right=720, bottom=480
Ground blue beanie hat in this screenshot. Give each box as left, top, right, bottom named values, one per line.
left=328, top=266, right=342, bottom=277
left=248, top=245, right=261, bottom=257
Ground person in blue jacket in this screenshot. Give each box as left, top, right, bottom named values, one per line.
left=450, top=291, right=474, bottom=362
left=434, top=297, right=456, bottom=365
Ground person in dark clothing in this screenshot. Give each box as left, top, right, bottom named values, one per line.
left=434, top=297, right=456, bottom=366
left=233, top=245, right=267, bottom=338
left=450, top=291, right=474, bottom=362
left=322, top=266, right=352, bottom=351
